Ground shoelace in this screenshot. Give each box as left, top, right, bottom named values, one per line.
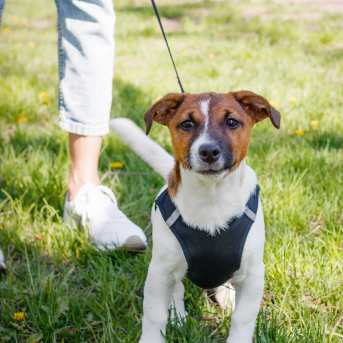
left=73, top=185, right=125, bottom=227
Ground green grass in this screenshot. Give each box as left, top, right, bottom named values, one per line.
left=1, top=0, right=343, bottom=342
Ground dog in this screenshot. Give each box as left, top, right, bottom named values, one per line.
left=110, top=90, right=280, bottom=343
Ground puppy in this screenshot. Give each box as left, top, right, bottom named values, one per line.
left=110, top=90, right=280, bottom=343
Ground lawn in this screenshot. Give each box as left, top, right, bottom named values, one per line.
left=0, top=0, right=343, bottom=342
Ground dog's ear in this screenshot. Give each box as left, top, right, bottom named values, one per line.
left=144, top=93, right=187, bottom=135
left=231, top=90, right=281, bottom=129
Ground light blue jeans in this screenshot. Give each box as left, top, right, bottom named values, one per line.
left=1, top=0, right=115, bottom=136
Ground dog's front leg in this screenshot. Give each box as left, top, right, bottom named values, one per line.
left=140, top=261, right=176, bottom=343
left=227, top=268, right=264, bottom=343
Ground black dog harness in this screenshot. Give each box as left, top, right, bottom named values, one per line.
left=155, top=185, right=260, bottom=289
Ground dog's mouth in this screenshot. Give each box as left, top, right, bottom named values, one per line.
left=197, top=169, right=226, bottom=175
left=196, top=161, right=236, bottom=176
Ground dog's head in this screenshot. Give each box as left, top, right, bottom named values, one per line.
left=144, top=91, right=280, bottom=179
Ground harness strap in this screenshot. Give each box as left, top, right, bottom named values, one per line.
left=244, top=205, right=256, bottom=221
left=166, top=208, right=181, bottom=227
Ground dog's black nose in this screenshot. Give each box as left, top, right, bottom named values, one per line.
left=198, top=144, right=221, bottom=164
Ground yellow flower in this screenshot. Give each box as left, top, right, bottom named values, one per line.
left=311, top=120, right=318, bottom=127
left=28, top=42, right=35, bottom=48
left=295, top=130, right=304, bottom=136
left=35, top=234, right=41, bottom=240
left=22, top=18, right=29, bottom=24
left=109, top=162, right=123, bottom=169
left=13, top=312, right=25, bottom=322
left=269, top=101, right=279, bottom=109
left=209, top=53, right=215, bottom=59
left=16, top=117, right=28, bottom=123
left=290, top=97, right=298, bottom=103
left=3, top=27, right=11, bottom=33
left=156, top=97, right=161, bottom=101
left=250, top=22, right=256, bottom=27
left=12, top=16, right=18, bottom=22
left=334, top=115, right=338, bottom=121
left=182, top=51, right=188, bottom=57
left=126, top=37, right=133, bottom=42
left=39, top=91, right=50, bottom=104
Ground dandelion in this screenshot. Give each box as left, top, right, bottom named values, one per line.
left=295, top=130, right=304, bottom=136
left=126, top=37, right=133, bottom=42
left=155, top=97, right=161, bottom=101
left=109, top=162, right=123, bottom=168
left=3, top=27, right=11, bottom=33
left=182, top=51, right=188, bottom=57
left=16, top=117, right=28, bottom=123
left=22, top=18, right=29, bottom=24
left=290, top=97, right=298, bottom=103
left=209, top=53, right=215, bottom=59
left=11, top=16, right=18, bottom=22
left=14, top=312, right=25, bottom=323
left=28, top=42, right=35, bottom=48
left=334, top=115, right=338, bottom=121
left=269, top=101, right=279, bottom=109
left=311, top=120, right=319, bottom=127
left=38, top=91, right=50, bottom=104
left=13, top=312, right=25, bottom=343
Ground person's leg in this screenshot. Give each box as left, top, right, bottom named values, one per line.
left=55, top=0, right=114, bottom=136
left=56, top=0, right=147, bottom=249
left=55, top=0, right=113, bottom=198
left=68, top=134, right=101, bottom=201
left=0, top=0, right=6, bottom=27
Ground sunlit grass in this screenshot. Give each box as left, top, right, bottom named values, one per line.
left=0, top=0, right=342, bottom=342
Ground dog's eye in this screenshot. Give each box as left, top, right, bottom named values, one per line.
left=226, top=118, right=239, bottom=128
left=181, top=120, right=194, bottom=129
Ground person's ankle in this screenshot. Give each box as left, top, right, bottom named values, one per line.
left=67, top=176, right=100, bottom=201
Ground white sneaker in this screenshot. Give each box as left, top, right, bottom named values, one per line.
left=0, top=248, right=6, bottom=270
left=63, top=184, right=147, bottom=251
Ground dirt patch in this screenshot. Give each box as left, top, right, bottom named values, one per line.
left=27, top=18, right=53, bottom=30
left=184, top=9, right=213, bottom=17
left=241, top=7, right=268, bottom=19
left=272, top=0, right=343, bottom=15
left=157, top=18, right=183, bottom=32
left=281, top=12, right=323, bottom=21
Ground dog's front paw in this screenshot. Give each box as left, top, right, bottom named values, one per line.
left=139, top=335, right=164, bottom=343
left=214, top=282, right=235, bottom=312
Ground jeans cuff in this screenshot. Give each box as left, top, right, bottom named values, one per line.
left=59, top=119, right=109, bottom=136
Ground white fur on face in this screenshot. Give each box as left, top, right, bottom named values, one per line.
left=199, top=99, right=210, bottom=128
left=189, top=99, right=225, bottom=173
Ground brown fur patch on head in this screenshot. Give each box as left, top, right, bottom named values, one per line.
left=231, top=90, right=281, bottom=129
left=168, top=161, right=181, bottom=198
left=144, top=93, right=188, bottom=135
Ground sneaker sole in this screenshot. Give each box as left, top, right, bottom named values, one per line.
left=123, top=235, right=147, bottom=251
left=96, top=235, right=147, bottom=251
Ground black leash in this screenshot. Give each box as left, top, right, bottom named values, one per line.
left=150, top=0, right=185, bottom=93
